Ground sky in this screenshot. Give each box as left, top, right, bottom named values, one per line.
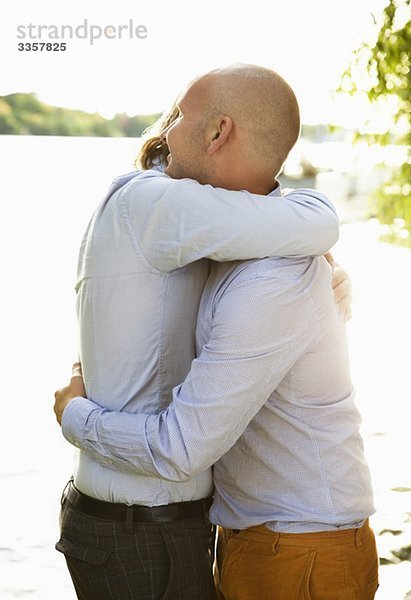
left=2, top=0, right=390, bottom=126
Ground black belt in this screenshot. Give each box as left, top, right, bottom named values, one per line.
left=65, top=481, right=212, bottom=524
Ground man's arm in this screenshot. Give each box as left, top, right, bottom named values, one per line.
left=123, top=171, right=339, bottom=271
left=59, top=258, right=318, bottom=479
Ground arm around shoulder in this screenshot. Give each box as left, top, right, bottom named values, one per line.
left=126, top=174, right=339, bottom=271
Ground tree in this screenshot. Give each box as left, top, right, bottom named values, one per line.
left=0, top=93, right=160, bottom=139
left=342, top=0, right=411, bottom=245
left=0, top=98, right=19, bottom=133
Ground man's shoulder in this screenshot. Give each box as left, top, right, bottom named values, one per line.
left=225, top=256, right=316, bottom=285
left=207, top=256, right=335, bottom=343
left=208, top=257, right=318, bottom=309
left=213, top=256, right=335, bottom=320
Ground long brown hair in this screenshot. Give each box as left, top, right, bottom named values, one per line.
left=135, top=104, right=180, bottom=170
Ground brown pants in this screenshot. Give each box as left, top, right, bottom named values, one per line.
left=215, top=521, right=379, bottom=600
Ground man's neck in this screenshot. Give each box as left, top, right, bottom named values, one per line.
left=211, top=162, right=277, bottom=195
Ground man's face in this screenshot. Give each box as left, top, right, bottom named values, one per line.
left=161, top=79, right=211, bottom=182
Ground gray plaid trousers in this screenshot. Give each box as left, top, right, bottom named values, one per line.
left=56, top=494, right=217, bottom=600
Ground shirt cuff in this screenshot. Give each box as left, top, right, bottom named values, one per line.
left=61, top=396, right=98, bottom=448
left=61, top=397, right=158, bottom=477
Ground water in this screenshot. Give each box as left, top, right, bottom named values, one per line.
left=1, top=136, right=410, bottom=599
left=1, top=135, right=141, bottom=599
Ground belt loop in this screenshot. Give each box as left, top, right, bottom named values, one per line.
left=126, top=506, right=133, bottom=531
left=355, top=526, right=363, bottom=551
left=60, top=477, right=73, bottom=506
left=271, top=532, right=280, bottom=555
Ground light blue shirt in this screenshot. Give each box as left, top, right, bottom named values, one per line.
left=64, top=255, right=374, bottom=531
left=65, top=168, right=339, bottom=507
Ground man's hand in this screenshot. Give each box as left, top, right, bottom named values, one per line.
left=325, top=253, right=353, bottom=322
left=54, top=363, right=86, bottom=426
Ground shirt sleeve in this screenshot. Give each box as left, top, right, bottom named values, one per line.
left=122, top=172, right=339, bottom=271
left=62, top=258, right=316, bottom=479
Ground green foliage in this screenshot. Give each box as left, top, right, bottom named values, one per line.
left=342, top=0, right=411, bottom=246
left=0, top=93, right=160, bottom=139
left=0, top=98, right=20, bottom=133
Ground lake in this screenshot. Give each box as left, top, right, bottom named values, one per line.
left=0, top=135, right=410, bottom=599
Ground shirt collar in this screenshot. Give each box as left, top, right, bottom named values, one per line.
left=268, top=180, right=282, bottom=197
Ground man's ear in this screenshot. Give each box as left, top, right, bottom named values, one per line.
left=207, top=116, right=233, bottom=155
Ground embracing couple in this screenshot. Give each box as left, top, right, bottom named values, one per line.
left=54, top=63, right=379, bottom=600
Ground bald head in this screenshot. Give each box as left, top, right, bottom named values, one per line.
left=161, top=63, right=301, bottom=193
left=196, top=63, right=300, bottom=175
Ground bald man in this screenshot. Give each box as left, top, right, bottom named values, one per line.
left=161, top=65, right=300, bottom=194
left=54, top=64, right=361, bottom=600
